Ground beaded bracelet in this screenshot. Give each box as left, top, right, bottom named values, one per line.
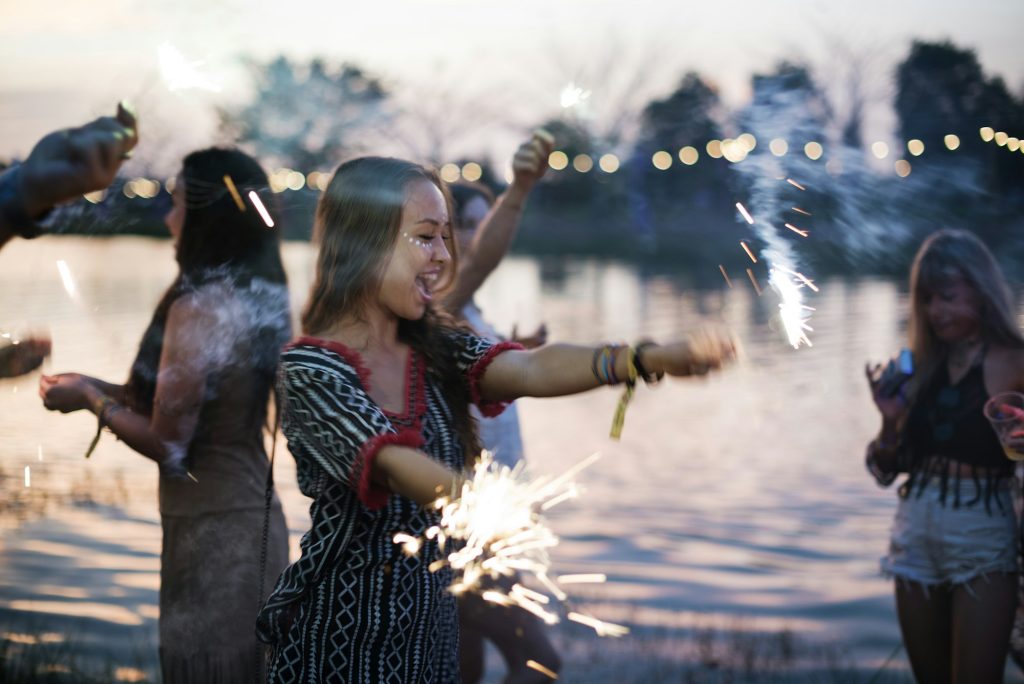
left=591, top=344, right=627, bottom=385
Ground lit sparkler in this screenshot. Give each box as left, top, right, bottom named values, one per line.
left=769, top=267, right=817, bottom=349
left=559, top=82, right=591, bottom=110
left=396, top=451, right=629, bottom=637
left=158, top=42, right=222, bottom=93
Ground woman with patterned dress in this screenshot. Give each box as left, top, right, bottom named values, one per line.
left=256, top=156, right=736, bottom=683
left=865, top=229, right=1024, bottom=683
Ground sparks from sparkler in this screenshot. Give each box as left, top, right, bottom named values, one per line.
left=248, top=191, right=275, bottom=228
left=786, top=178, right=806, bottom=191
left=567, top=612, right=631, bottom=637
left=718, top=265, right=733, bottom=289
left=735, top=202, right=755, bottom=224
left=158, top=42, right=222, bottom=93
left=395, top=451, right=629, bottom=637
left=784, top=223, right=809, bottom=237
left=791, top=207, right=812, bottom=217
left=557, top=573, right=607, bottom=584
left=746, top=268, right=762, bottom=296
left=773, top=264, right=819, bottom=292
left=740, top=242, right=758, bottom=263
left=24, top=466, right=30, bottom=488
left=56, top=260, right=78, bottom=300
left=559, top=82, right=591, bottom=110
left=527, top=660, right=559, bottom=679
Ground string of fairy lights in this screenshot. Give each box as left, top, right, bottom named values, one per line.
left=87, top=125, right=1023, bottom=204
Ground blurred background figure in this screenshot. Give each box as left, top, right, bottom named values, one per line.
left=39, top=148, right=290, bottom=683
left=444, top=132, right=564, bottom=683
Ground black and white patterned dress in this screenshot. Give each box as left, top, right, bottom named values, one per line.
left=256, top=332, right=519, bottom=683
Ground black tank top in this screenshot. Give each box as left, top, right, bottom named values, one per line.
left=900, top=350, right=1012, bottom=510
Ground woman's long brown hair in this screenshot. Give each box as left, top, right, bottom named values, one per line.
left=302, top=156, right=480, bottom=466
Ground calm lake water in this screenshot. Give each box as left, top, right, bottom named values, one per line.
left=0, top=236, right=1021, bottom=682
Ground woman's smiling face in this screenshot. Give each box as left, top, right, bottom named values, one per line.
left=376, top=179, right=452, bottom=321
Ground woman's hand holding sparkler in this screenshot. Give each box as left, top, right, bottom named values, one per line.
left=506, top=129, right=554, bottom=202
left=647, top=328, right=738, bottom=378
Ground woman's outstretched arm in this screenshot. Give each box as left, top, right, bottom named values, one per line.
left=478, top=332, right=736, bottom=403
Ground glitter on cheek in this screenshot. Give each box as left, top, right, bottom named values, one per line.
left=401, top=232, right=432, bottom=251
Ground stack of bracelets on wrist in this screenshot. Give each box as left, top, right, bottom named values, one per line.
left=592, top=342, right=665, bottom=439
left=591, top=344, right=626, bottom=386
left=85, top=395, right=124, bottom=459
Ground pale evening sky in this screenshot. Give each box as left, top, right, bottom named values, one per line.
left=1, top=0, right=1021, bottom=172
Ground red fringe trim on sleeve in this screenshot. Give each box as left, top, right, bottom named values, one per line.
left=468, top=341, right=524, bottom=418
left=354, top=429, right=424, bottom=510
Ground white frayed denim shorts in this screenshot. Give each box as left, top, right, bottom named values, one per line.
left=882, top=477, right=1018, bottom=588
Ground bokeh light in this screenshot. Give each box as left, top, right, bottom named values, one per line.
left=440, top=163, right=461, bottom=183
left=461, top=162, right=483, bottom=182
left=804, top=142, right=823, bottom=160
left=678, top=146, right=699, bottom=165
left=769, top=138, right=788, bottom=156
left=548, top=151, right=569, bottom=170
left=573, top=154, right=593, bottom=173
left=906, top=139, right=924, bottom=157
left=944, top=134, right=960, bottom=150
left=598, top=153, right=620, bottom=173
left=894, top=159, right=912, bottom=177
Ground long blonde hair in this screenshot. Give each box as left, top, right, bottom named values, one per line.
left=907, top=229, right=1024, bottom=396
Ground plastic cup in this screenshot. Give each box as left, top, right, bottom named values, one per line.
left=983, top=391, right=1024, bottom=462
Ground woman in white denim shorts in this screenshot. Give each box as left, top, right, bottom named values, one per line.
left=865, top=230, right=1024, bottom=683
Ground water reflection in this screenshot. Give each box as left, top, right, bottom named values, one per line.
left=0, top=237, right=1020, bottom=680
